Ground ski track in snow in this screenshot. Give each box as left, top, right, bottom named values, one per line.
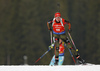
left=0, top=63, right=100, bottom=71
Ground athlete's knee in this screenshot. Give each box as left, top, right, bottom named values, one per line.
left=62, top=37, right=70, bottom=43
left=70, top=47, right=74, bottom=50
left=56, top=47, right=59, bottom=50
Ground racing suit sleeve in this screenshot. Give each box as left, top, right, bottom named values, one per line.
left=64, top=20, right=71, bottom=30
left=47, top=19, right=53, bottom=31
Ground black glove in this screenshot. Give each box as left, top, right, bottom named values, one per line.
left=68, top=29, right=72, bottom=33
left=48, top=43, right=54, bottom=50
left=49, top=28, right=52, bottom=31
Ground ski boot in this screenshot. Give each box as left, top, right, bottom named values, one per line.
left=54, top=56, right=59, bottom=65
left=76, top=55, right=85, bottom=64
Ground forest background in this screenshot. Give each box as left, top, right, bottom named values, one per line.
left=0, top=0, right=100, bottom=65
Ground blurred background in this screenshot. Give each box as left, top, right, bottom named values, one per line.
left=0, top=0, right=100, bottom=65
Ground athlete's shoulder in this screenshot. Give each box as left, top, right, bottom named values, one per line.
left=47, top=19, right=53, bottom=24
left=61, top=18, right=67, bottom=22
left=61, top=18, right=65, bottom=20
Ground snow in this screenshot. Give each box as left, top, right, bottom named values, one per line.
left=0, top=64, right=100, bottom=71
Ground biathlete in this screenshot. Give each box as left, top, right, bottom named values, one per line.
left=47, top=12, right=85, bottom=65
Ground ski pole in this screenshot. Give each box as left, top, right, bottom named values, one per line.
left=34, top=49, right=50, bottom=64
left=64, top=44, right=76, bottom=64
left=67, top=47, right=76, bottom=64
left=50, top=31, right=52, bottom=44
left=34, top=43, right=54, bottom=64
left=68, top=32, right=78, bottom=52
left=57, top=3, right=60, bottom=12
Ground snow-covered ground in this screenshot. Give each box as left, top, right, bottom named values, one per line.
left=0, top=64, right=100, bottom=71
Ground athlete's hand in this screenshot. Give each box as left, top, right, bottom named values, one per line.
left=68, top=29, right=72, bottom=33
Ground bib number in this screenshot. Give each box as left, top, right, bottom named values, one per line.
left=56, top=29, right=60, bottom=31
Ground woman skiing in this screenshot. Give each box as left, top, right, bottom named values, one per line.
left=47, top=12, right=85, bottom=65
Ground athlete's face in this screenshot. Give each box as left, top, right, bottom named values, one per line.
left=55, top=17, right=61, bottom=22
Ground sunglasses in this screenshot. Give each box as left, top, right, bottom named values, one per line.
left=55, top=17, right=61, bottom=19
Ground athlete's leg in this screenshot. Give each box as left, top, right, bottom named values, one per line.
left=58, top=56, right=64, bottom=65
left=49, top=55, right=55, bottom=66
